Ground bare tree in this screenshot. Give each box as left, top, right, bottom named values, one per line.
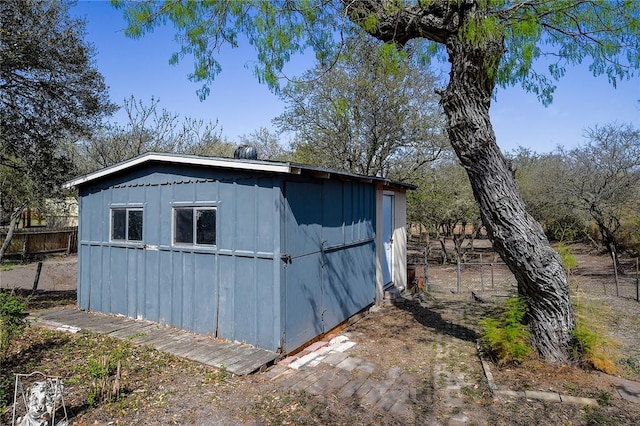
left=561, top=123, right=640, bottom=269
left=78, top=96, right=222, bottom=171
left=275, top=34, right=446, bottom=179
left=237, top=127, right=292, bottom=161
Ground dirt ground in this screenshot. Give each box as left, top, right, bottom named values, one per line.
left=2, top=242, right=640, bottom=425
left=0, top=253, right=77, bottom=291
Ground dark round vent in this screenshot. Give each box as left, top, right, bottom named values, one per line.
left=233, top=145, right=258, bottom=160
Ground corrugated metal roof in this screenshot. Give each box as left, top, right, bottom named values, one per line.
left=63, top=152, right=416, bottom=190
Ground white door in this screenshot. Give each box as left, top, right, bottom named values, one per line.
left=383, top=194, right=393, bottom=288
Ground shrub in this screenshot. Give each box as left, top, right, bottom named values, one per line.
left=479, top=297, right=532, bottom=365
left=86, top=350, right=124, bottom=406
left=543, top=215, right=585, bottom=243
left=554, top=243, right=577, bottom=275
left=571, top=295, right=619, bottom=374
left=0, top=290, right=28, bottom=360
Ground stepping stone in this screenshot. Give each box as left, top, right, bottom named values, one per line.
left=609, top=376, right=640, bottom=403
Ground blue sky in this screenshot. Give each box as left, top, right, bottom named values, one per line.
left=73, top=1, right=639, bottom=154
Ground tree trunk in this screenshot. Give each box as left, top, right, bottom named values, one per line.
left=0, top=203, right=27, bottom=261
left=441, top=38, right=575, bottom=362
left=592, top=210, right=624, bottom=275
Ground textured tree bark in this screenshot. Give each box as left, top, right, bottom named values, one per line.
left=441, top=37, right=575, bottom=362
left=345, top=0, right=576, bottom=362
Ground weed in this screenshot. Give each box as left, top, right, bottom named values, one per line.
left=564, top=384, right=577, bottom=395
left=595, top=390, right=613, bottom=407
left=204, top=364, right=231, bottom=383
left=554, top=243, right=577, bottom=275
left=0, top=263, right=15, bottom=272
left=0, top=290, right=28, bottom=360
left=479, top=297, right=532, bottom=365
left=583, top=406, right=615, bottom=425
left=128, top=331, right=147, bottom=340
left=86, top=349, right=125, bottom=406
left=571, top=295, right=619, bottom=374
left=620, top=356, right=640, bottom=375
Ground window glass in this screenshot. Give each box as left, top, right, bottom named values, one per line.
left=196, top=209, right=216, bottom=245
left=173, top=207, right=216, bottom=246
left=111, top=208, right=143, bottom=242
left=128, top=210, right=143, bottom=241
left=111, top=209, right=126, bottom=240
left=174, top=208, right=194, bottom=244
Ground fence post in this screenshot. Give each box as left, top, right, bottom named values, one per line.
left=66, top=233, right=72, bottom=255
left=480, top=253, right=484, bottom=292
left=636, top=257, right=640, bottom=302
left=612, top=253, right=619, bottom=297
left=21, top=234, right=27, bottom=261
left=491, top=260, right=495, bottom=290
left=456, top=255, right=461, bottom=294
left=32, top=261, right=43, bottom=294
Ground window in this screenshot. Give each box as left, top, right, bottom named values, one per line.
left=111, top=208, right=143, bottom=242
left=174, top=207, right=216, bottom=246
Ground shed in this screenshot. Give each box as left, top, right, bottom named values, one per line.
left=64, top=153, right=413, bottom=354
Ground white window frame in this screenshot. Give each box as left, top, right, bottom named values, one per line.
left=110, top=207, right=144, bottom=242
left=172, top=206, right=217, bottom=247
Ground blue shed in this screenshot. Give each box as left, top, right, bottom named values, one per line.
left=64, top=153, right=412, bottom=354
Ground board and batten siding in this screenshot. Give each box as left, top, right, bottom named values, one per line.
left=281, top=178, right=376, bottom=352
left=78, top=163, right=282, bottom=351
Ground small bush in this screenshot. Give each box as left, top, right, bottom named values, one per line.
left=86, top=350, right=124, bottom=406
left=0, top=290, right=28, bottom=360
left=544, top=215, right=585, bottom=242
left=571, top=296, right=619, bottom=374
left=480, top=297, right=532, bottom=365
left=554, top=243, right=577, bottom=275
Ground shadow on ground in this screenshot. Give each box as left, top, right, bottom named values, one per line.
left=393, top=296, right=480, bottom=343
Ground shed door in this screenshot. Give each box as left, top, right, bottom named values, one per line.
left=383, top=193, right=394, bottom=288
left=283, top=181, right=324, bottom=351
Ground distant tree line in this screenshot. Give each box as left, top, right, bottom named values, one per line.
left=409, top=122, right=640, bottom=271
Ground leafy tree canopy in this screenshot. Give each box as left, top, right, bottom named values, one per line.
left=1, top=0, right=115, bottom=216
left=115, top=1, right=640, bottom=105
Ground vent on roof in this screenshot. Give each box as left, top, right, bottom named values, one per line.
left=234, top=145, right=258, bottom=160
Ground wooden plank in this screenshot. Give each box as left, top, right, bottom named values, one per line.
left=229, top=351, right=275, bottom=375
left=32, top=309, right=277, bottom=376
left=223, top=346, right=262, bottom=368
left=183, top=345, right=220, bottom=364
left=226, top=349, right=277, bottom=376
left=108, top=322, right=159, bottom=339
left=132, top=329, right=180, bottom=346
left=90, top=320, right=154, bottom=335
left=193, top=342, right=240, bottom=366
left=66, top=315, right=137, bottom=334
left=39, top=309, right=87, bottom=321
left=160, top=338, right=200, bottom=356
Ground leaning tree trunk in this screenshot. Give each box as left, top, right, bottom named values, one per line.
left=441, top=38, right=575, bottom=362
left=0, top=203, right=27, bottom=261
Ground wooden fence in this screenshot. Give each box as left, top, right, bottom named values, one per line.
left=0, top=226, right=77, bottom=259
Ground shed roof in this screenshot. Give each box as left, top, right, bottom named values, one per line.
left=63, top=152, right=416, bottom=190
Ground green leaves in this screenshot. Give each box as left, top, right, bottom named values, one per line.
left=117, top=1, right=341, bottom=97
left=480, top=297, right=532, bottom=365
left=0, top=291, right=28, bottom=360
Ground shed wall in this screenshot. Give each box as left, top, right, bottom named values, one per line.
left=78, top=164, right=281, bottom=351
left=282, top=179, right=376, bottom=351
